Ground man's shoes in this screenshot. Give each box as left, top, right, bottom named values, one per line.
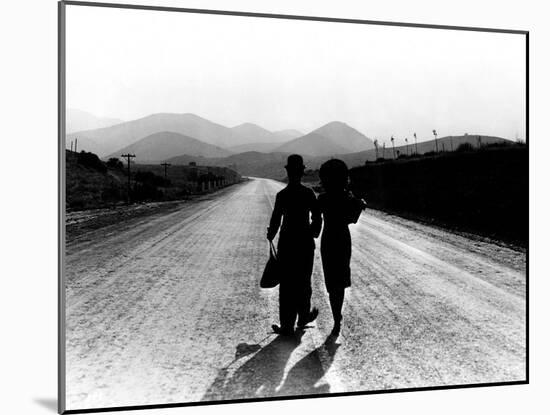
left=297, top=307, right=319, bottom=329
left=272, top=324, right=294, bottom=336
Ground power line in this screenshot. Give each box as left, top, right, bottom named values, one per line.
left=121, top=153, right=136, bottom=204
left=160, top=162, right=171, bottom=181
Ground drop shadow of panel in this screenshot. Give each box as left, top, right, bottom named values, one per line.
left=202, top=333, right=341, bottom=402
left=33, top=398, right=57, bottom=412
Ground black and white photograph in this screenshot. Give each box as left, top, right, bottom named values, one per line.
left=59, top=1, right=527, bottom=413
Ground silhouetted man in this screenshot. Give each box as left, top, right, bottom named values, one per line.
left=267, top=154, right=322, bottom=335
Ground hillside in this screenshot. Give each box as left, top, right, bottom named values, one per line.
left=67, top=109, right=124, bottom=134
left=109, top=131, right=232, bottom=163
left=66, top=149, right=241, bottom=210
left=273, top=129, right=303, bottom=141
left=230, top=123, right=290, bottom=144
left=275, top=121, right=374, bottom=157
left=166, top=151, right=292, bottom=181
left=67, top=113, right=241, bottom=157
left=66, top=136, right=105, bottom=157
left=66, top=150, right=126, bottom=210
left=162, top=134, right=515, bottom=181
left=228, top=142, right=287, bottom=153
left=348, top=144, right=527, bottom=245
left=326, top=134, right=513, bottom=167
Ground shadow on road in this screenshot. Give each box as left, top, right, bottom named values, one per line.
left=201, top=332, right=340, bottom=401
left=277, top=335, right=340, bottom=396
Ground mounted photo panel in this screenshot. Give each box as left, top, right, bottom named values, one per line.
left=59, top=1, right=528, bottom=413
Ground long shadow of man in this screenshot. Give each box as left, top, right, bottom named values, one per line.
left=202, top=333, right=340, bottom=401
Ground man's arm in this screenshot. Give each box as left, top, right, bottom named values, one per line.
left=310, top=191, right=322, bottom=238
left=267, top=193, right=283, bottom=241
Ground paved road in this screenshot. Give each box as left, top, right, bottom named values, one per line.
left=64, top=178, right=526, bottom=410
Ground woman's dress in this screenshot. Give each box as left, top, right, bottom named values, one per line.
left=319, top=191, right=364, bottom=292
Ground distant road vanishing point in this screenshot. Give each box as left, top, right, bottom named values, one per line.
left=64, top=178, right=526, bottom=411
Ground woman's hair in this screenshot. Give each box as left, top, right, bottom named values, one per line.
left=319, top=158, right=349, bottom=192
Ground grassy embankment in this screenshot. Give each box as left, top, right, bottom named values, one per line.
left=305, top=143, right=527, bottom=246
left=66, top=150, right=241, bottom=211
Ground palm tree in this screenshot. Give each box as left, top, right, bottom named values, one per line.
left=373, top=138, right=379, bottom=159
left=391, top=135, right=396, bottom=159
left=414, top=132, right=418, bottom=155
left=433, top=129, right=438, bottom=152
left=405, top=138, right=409, bottom=156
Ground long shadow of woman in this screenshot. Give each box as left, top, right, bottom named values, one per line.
left=276, top=335, right=341, bottom=397
left=201, top=333, right=340, bottom=401
left=201, top=331, right=305, bottom=401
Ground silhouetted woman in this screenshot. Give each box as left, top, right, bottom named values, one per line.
left=318, top=159, right=366, bottom=337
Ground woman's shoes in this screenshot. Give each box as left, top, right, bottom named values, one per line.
left=330, top=321, right=341, bottom=338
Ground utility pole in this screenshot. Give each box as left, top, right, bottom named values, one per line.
left=121, top=153, right=136, bottom=204
left=70, top=141, right=73, bottom=152
left=450, top=135, right=454, bottom=152
left=414, top=132, right=418, bottom=155
left=160, top=162, right=171, bottom=182
left=75, top=138, right=78, bottom=153
left=391, top=135, right=396, bottom=159
left=383, top=142, right=386, bottom=159
left=433, top=129, right=438, bottom=152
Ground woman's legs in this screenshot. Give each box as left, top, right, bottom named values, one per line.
left=328, top=287, right=345, bottom=335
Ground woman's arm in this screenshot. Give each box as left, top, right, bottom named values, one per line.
left=347, top=193, right=367, bottom=224
left=310, top=192, right=322, bottom=238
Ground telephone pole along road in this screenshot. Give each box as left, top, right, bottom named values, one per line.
left=64, top=178, right=526, bottom=411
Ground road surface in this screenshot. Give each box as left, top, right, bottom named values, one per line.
left=64, top=178, right=526, bottom=410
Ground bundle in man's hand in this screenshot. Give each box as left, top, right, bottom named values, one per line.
left=260, top=241, right=280, bottom=288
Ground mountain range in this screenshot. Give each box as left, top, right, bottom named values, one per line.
left=66, top=110, right=512, bottom=181
left=66, top=111, right=373, bottom=159
left=68, top=113, right=234, bottom=156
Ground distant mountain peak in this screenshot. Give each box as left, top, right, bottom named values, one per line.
left=231, top=122, right=271, bottom=132
left=233, top=122, right=262, bottom=128
left=274, top=121, right=374, bottom=157
left=323, top=120, right=348, bottom=127
left=314, top=121, right=356, bottom=133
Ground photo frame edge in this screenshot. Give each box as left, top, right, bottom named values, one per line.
left=57, top=1, right=529, bottom=413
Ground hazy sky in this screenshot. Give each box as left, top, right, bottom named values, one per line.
left=66, top=5, right=526, bottom=143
